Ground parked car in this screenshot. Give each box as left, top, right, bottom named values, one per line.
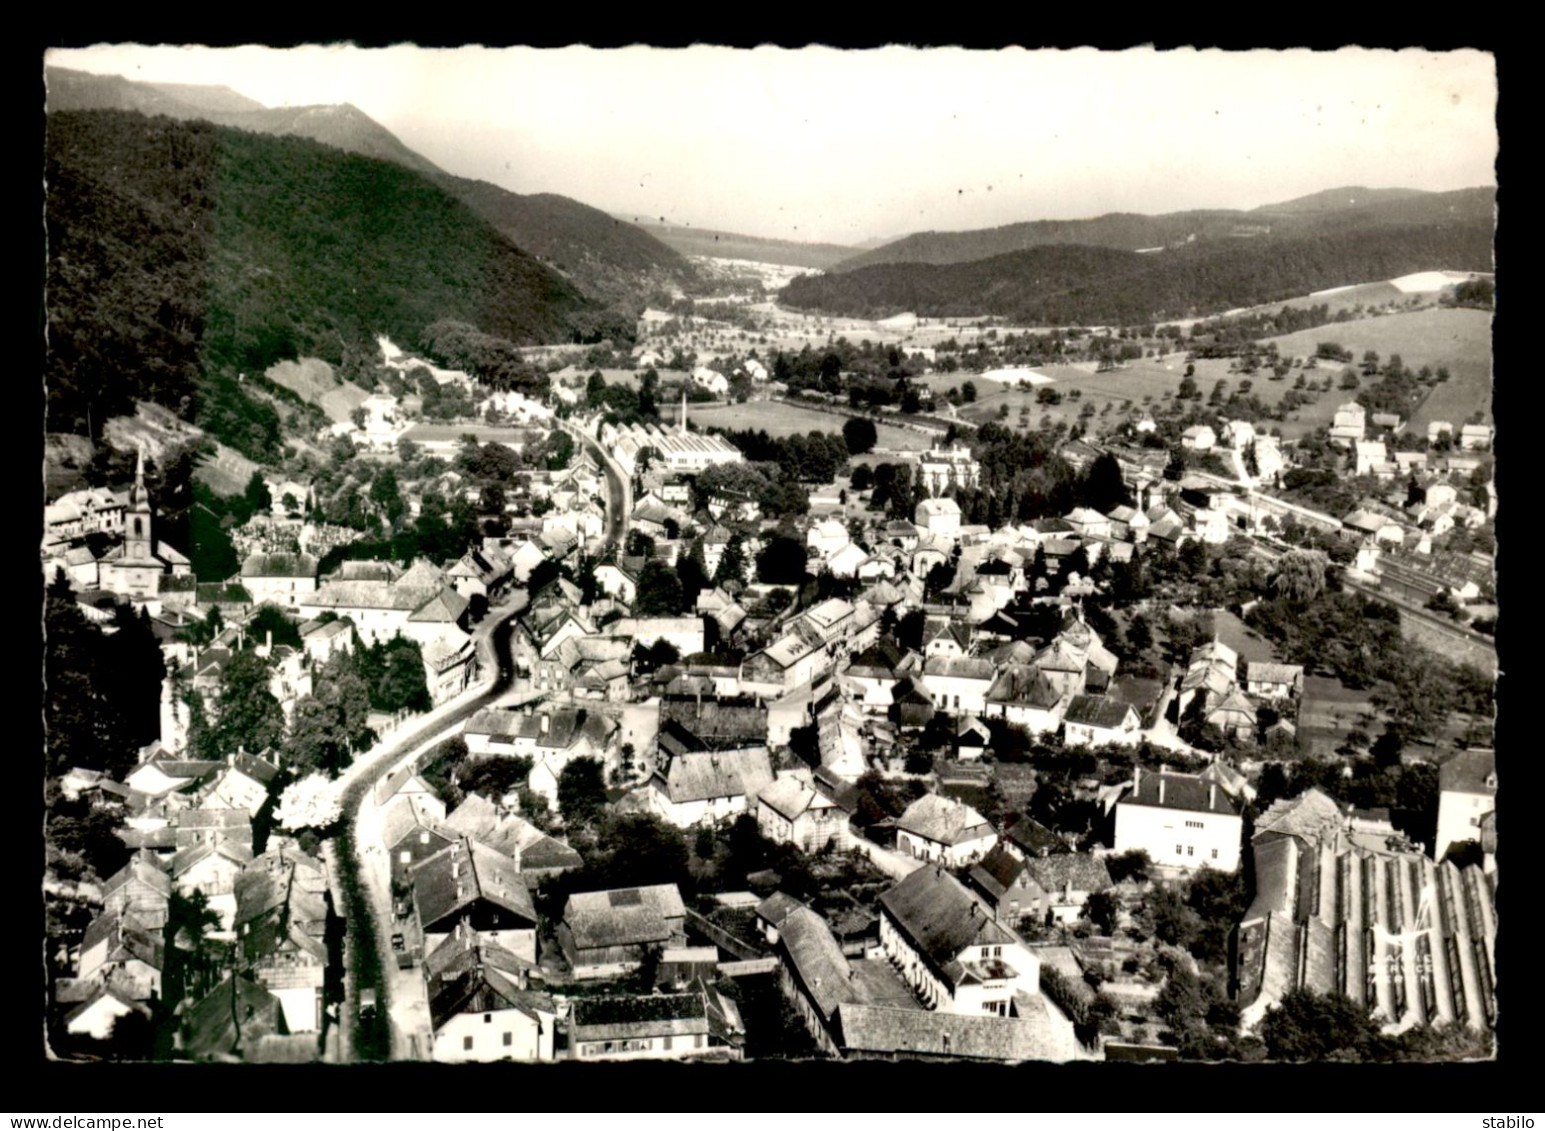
left=391, top=933, right=406, bottom=954
left=360, top=988, right=377, bottom=1019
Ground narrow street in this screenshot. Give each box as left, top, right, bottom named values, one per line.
left=336, top=430, right=629, bottom=1061
left=561, top=419, right=631, bottom=551
left=334, top=597, right=520, bottom=1060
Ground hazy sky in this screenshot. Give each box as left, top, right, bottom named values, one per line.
left=46, top=45, right=1497, bottom=246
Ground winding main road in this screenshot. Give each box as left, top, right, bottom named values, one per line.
left=335, top=425, right=631, bottom=1061
left=561, top=417, right=631, bottom=551
left=333, top=603, right=520, bottom=1060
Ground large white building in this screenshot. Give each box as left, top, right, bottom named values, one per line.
left=1111, top=766, right=1243, bottom=873
left=918, top=444, right=981, bottom=497
left=1435, top=749, right=1496, bottom=864
left=605, top=393, right=745, bottom=477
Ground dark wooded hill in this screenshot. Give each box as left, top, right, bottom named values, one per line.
left=780, top=219, right=1495, bottom=326
left=829, top=187, right=1496, bottom=273
left=44, top=109, right=596, bottom=441
left=46, top=65, right=694, bottom=306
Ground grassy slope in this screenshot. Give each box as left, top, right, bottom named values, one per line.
left=687, top=400, right=936, bottom=451
left=1263, top=307, right=1494, bottom=426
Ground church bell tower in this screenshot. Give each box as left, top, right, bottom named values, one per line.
left=126, top=445, right=153, bottom=561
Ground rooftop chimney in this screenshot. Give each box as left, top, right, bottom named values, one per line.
left=1209, top=784, right=1217, bottom=810
left=1159, top=778, right=1166, bottom=805
left=540, top=713, right=551, bottom=735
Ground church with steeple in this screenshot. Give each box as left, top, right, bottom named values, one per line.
left=98, top=445, right=192, bottom=601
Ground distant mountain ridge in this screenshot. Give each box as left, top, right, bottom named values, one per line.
left=781, top=219, right=1494, bottom=327
left=622, top=217, right=859, bottom=270
left=45, top=65, right=692, bottom=304
left=830, top=187, right=1496, bottom=273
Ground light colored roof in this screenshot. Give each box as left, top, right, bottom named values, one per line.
left=656, top=749, right=774, bottom=804
left=923, top=655, right=996, bottom=681
left=757, top=776, right=835, bottom=822
left=564, top=884, right=685, bottom=950
left=1246, top=662, right=1303, bottom=686
left=896, top=793, right=994, bottom=847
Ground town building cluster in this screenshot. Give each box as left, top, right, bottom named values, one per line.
left=43, top=353, right=1498, bottom=1065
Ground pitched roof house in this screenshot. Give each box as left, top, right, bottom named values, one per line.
left=424, top=920, right=555, bottom=1062
left=967, top=843, right=1112, bottom=927
left=412, top=837, right=539, bottom=963
left=648, top=749, right=775, bottom=829
left=1112, top=766, right=1243, bottom=873
left=894, top=793, right=998, bottom=868
left=877, top=865, right=1041, bottom=1014
left=558, top=884, right=687, bottom=980
left=570, top=991, right=739, bottom=1060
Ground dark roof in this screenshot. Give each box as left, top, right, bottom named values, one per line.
left=571, top=993, right=709, bottom=1042
left=1122, top=770, right=1239, bottom=816
left=412, top=837, right=537, bottom=932
left=847, top=640, right=908, bottom=679
left=658, top=695, right=770, bottom=743
left=424, top=924, right=549, bottom=1032
left=967, top=843, right=1025, bottom=901
left=181, top=975, right=286, bottom=1060
left=1063, top=694, right=1137, bottom=730
left=1439, top=748, right=1497, bottom=795
left=1002, top=814, right=1065, bottom=857
left=878, top=867, right=1016, bottom=985
left=986, top=665, right=1062, bottom=710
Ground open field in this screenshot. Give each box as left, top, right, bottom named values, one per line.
left=266, top=357, right=370, bottom=424
left=688, top=400, right=937, bottom=450
left=1264, top=307, right=1493, bottom=427
left=194, top=443, right=264, bottom=496
left=1297, top=676, right=1380, bottom=760
left=1212, top=610, right=1281, bottom=665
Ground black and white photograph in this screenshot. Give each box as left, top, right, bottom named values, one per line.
left=39, top=43, right=1498, bottom=1071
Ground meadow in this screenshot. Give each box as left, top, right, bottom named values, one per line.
left=1263, top=307, right=1493, bottom=428
left=687, top=399, right=937, bottom=451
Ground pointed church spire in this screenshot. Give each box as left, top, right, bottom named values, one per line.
left=131, top=443, right=150, bottom=512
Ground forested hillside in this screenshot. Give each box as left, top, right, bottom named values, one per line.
left=832, top=188, right=1496, bottom=273
left=781, top=221, right=1495, bottom=327
left=44, top=110, right=596, bottom=439
left=437, top=179, right=695, bottom=306
left=48, top=67, right=691, bottom=310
